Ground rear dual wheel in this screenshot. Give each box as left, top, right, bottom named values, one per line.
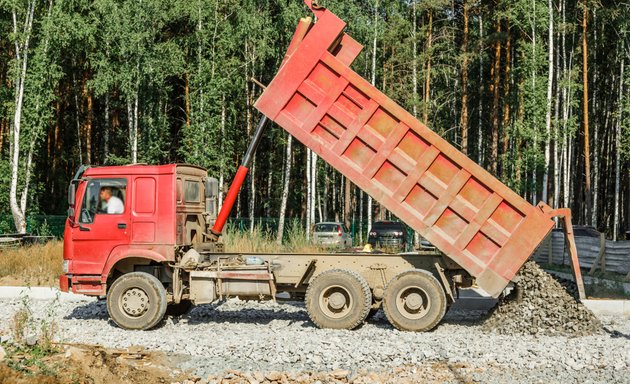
left=382, top=269, right=447, bottom=332
left=305, top=269, right=372, bottom=330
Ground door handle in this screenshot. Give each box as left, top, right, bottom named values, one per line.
left=118, top=223, right=127, bottom=229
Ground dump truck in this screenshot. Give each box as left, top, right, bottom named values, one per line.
left=60, top=1, right=585, bottom=332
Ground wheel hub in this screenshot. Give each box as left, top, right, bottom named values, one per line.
left=396, top=286, right=430, bottom=320
left=328, top=292, right=347, bottom=309
left=121, top=288, right=149, bottom=317
left=319, top=285, right=353, bottom=319
left=405, top=292, right=424, bottom=310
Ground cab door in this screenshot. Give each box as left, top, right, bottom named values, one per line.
left=71, top=177, right=131, bottom=275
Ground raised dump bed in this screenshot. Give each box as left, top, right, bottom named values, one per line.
left=255, top=2, right=564, bottom=297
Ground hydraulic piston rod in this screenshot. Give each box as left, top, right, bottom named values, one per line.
left=211, top=116, right=270, bottom=238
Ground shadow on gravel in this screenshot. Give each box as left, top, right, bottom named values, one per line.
left=64, top=300, right=108, bottom=320
left=61, top=298, right=489, bottom=333
left=603, top=326, right=630, bottom=340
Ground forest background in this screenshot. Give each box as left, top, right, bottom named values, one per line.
left=1, top=0, right=629, bottom=243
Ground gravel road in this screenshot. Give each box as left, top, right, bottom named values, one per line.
left=1, top=295, right=628, bottom=383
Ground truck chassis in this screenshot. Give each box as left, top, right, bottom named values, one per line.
left=104, top=248, right=469, bottom=332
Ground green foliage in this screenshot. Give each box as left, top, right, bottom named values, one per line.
left=0, top=0, right=628, bottom=231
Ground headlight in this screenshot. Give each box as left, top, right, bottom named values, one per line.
left=62, top=260, right=70, bottom=274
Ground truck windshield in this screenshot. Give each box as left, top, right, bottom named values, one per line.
left=79, top=178, right=127, bottom=223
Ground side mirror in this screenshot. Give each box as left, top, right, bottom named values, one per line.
left=68, top=183, right=76, bottom=206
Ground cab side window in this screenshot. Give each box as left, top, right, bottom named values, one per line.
left=79, top=178, right=127, bottom=224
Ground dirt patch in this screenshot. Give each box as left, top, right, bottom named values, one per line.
left=483, top=261, right=602, bottom=337
left=176, top=362, right=485, bottom=384
left=0, top=344, right=187, bottom=384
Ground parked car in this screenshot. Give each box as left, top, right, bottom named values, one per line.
left=368, top=221, right=408, bottom=252
left=313, top=222, right=353, bottom=248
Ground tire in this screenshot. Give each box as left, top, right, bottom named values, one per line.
left=106, top=272, right=167, bottom=330
left=166, top=300, right=193, bottom=316
left=305, top=269, right=372, bottom=330
left=382, top=269, right=447, bottom=332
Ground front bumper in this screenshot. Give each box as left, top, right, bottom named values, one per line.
left=59, top=274, right=70, bottom=292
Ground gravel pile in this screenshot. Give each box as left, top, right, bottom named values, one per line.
left=483, top=261, right=602, bottom=336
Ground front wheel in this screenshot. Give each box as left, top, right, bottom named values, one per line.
left=107, top=272, right=167, bottom=330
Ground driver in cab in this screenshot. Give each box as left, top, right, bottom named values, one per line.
left=100, top=187, right=124, bottom=214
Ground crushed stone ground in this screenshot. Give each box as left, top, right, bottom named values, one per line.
left=1, top=291, right=628, bottom=383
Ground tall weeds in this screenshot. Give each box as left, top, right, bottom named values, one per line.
left=222, top=222, right=322, bottom=253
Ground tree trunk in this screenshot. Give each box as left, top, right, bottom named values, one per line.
left=490, top=17, right=502, bottom=175
left=184, top=71, right=191, bottom=129
left=84, top=73, right=93, bottom=164
left=103, top=92, right=110, bottom=161
left=478, top=14, right=484, bottom=164
left=9, top=1, right=35, bottom=234
left=368, top=0, right=379, bottom=234
left=501, top=23, right=512, bottom=178
left=582, top=2, right=592, bottom=225
left=245, top=41, right=255, bottom=233
left=311, top=150, right=317, bottom=228
left=423, top=9, right=433, bottom=125
left=276, top=134, right=293, bottom=245
left=73, top=71, right=83, bottom=164
left=219, top=95, right=226, bottom=210
left=344, top=177, right=352, bottom=232
left=131, top=90, right=139, bottom=163
left=553, top=20, right=561, bottom=210
left=591, top=10, right=598, bottom=227
left=542, top=0, right=554, bottom=203
left=460, top=0, right=469, bottom=155
left=613, top=46, right=624, bottom=240
left=412, top=0, right=418, bottom=119
left=306, top=148, right=312, bottom=239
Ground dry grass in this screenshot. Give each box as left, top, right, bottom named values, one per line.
left=0, top=228, right=320, bottom=287
left=0, top=241, right=63, bottom=287
left=222, top=224, right=323, bottom=254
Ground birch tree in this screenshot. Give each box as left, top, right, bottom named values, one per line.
left=276, top=134, right=292, bottom=244
left=541, top=0, right=554, bottom=203
left=613, top=42, right=624, bottom=240
left=7, top=0, right=35, bottom=233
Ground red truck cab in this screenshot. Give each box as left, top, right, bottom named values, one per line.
left=60, top=164, right=216, bottom=296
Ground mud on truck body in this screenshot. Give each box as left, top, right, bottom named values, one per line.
left=60, top=0, right=585, bottom=332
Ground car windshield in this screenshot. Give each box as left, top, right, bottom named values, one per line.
left=372, top=222, right=404, bottom=230
left=315, top=224, right=340, bottom=232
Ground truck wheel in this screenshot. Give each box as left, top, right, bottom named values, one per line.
left=166, top=300, right=193, bottom=316
left=107, top=272, right=167, bottom=330
left=382, top=269, right=446, bottom=332
left=305, top=269, right=371, bottom=330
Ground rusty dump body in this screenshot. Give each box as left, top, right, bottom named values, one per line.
left=254, top=2, right=577, bottom=297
